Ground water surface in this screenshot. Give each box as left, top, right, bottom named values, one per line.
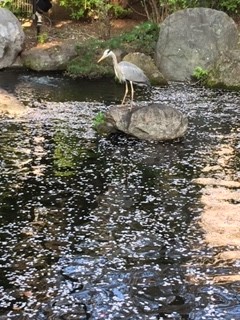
left=0, top=70, right=239, bottom=319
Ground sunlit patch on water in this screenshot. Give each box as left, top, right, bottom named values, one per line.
left=0, top=73, right=239, bottom=319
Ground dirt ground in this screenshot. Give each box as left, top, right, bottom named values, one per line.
left=21, top=17, right=142, bottom=50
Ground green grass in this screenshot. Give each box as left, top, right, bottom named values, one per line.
left=192, top=66, right=209, bottom=82
left=92, top=111, right=106, bottom=129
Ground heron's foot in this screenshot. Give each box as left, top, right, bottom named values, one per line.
left=120, top=103, right=129, bottom=108
left=129, top=101, right=136, bottom=110
left=119, top=101, right=136, bottom=110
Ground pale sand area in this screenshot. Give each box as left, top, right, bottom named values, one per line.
left=0, top=88, right=29, bottom=117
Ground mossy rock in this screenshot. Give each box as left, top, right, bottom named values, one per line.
left=206, top=50, right=240, bottom=90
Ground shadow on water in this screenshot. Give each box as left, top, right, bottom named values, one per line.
left=0, top=69, right=239, bottom=319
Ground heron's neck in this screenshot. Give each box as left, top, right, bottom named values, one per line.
left=110, top=51, right=124, bottom=82
left=110, top=52, right=118, bottom=68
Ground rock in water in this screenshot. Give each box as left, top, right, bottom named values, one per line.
left=104, top=103, right=188, bottom=142
left=0, top=8, right=25, bottom=69
left=155, top=8, right=238, bottom=81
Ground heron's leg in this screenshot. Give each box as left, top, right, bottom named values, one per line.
left=121, top=81, right=128, bottom=106
left=130, top=81, right=134, bottom=109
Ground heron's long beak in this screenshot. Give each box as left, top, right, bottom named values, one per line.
left=97, top=55, right=106, bottom=63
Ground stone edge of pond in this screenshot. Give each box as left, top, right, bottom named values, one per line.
left=0, top=88, right=29, bottom=118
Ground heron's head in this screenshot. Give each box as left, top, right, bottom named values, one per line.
left=97, top=49, right=112, bottom=63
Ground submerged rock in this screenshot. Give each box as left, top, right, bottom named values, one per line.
left=100, top=103, right=188, bottom=141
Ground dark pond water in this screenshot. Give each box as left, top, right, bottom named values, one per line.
left=0, top=69, right=239, bottom=319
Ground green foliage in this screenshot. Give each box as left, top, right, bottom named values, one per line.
left=92, top=111, right=105, bottom=129
left=59, top=0, right=129, bottom=20
left=59, top=0, right=130, bottom=39
left=141, top=0, right=240, bottom=22
left=117, top=22, right=159, bottom=54
left=195, top=0, right=240, bottom=13
left=192, top=66, right=209, bottom=84
left=37, top=33, right=48, bottom=44
left=193, top=66, right=208, bottom=79
left=163, top=0, right=199, bottom=10
left=66, top=0, right=240, bottom=23
left=0, top=0, right=19, bottom=16
left=142, top=0, right=199, bottom=23
left=218, top=0, right=240, bottom=13
left=0, top=0, right=31, bottom=17
left=0, top=0, right=13, bottom=9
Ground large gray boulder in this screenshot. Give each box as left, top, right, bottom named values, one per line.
left=207, top=50, right=240, bottom=89
left=0, top=8, right=25, bottom=69
left=21, top=40, right=78, bottom=71
left=155, top=8, right=239, bottom=81
left=101, top=104, right=188, bottom=141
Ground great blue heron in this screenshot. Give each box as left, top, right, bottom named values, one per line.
left=97, top=49, right=150, bottom=108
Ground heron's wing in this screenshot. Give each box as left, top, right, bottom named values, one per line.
left=118, top=61, right=150, bottom=85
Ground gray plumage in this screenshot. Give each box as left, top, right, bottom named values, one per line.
left=98, top=49, right=150, bottom=107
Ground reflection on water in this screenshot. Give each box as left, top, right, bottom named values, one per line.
left=0, top=70, right=239, bottom=319
left=0, top=69, right=151, bottom=105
